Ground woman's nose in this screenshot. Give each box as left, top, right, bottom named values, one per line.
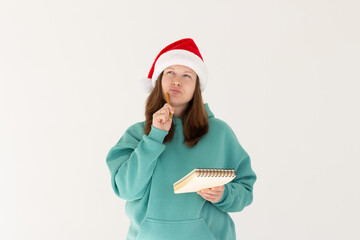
left=172, top=80, right=181, bottom=87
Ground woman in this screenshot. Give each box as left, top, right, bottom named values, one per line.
left=106, top=38, right=257, bottom=240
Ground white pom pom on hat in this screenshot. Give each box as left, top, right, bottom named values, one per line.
left=141, top=38, right=208, bottom=93
left=139, top=77, right=154, bottom=94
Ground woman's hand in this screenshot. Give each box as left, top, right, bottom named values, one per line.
left=152, top=103, right=175, bottom=132
left=197, top=185, right=225, bottom=203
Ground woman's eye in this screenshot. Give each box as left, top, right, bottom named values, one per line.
left=167, top=71, right=174, bottom=74
left=184, top=74, right=191, bottom=78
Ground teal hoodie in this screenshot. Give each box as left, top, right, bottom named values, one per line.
left=106, top=103, right=257, bottom=240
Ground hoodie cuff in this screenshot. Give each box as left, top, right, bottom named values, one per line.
left=148, top=125, right=168, bottom=143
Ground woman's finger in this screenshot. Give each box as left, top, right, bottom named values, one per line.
left=198, top=193, right=217, bottom=203
left=200, top=192, right=216, bottom=199
left=154, top=112, right=164, bottom=121
left=200, top=188, right=222, bottom=195
left=210, top=186, right=225, bottom=192
left=158, top=114, right=168, bottom=123
left=163, top=103, right=175, bottom=116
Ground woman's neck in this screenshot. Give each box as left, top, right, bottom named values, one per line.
left=173, top=104, right=187, bottom=118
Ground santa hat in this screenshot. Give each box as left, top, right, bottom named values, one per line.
left=140, top=38, right=208, bottom=93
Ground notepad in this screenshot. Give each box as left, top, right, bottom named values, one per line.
left=173, top=168, right=236, bottom=194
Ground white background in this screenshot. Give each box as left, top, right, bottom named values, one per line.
left=1, top=0, right=359, bottom=239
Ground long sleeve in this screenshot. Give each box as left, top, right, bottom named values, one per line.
left=212, top=125, right=257, bottom=213
left=106, top=124, right=168, bottom=201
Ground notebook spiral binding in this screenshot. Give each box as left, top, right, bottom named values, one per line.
left=198, top=168, right=235, bottom=177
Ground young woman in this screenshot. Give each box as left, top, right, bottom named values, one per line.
left=106, top=38, right=257, bottom=240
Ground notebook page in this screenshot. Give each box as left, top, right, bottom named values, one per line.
left=174, top=175, right=235, bottom=194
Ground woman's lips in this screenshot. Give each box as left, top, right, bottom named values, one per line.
left=169, top=89, right=181, bottom=94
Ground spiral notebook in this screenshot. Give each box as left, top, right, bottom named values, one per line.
left=173, top=168, right=236, bottom=194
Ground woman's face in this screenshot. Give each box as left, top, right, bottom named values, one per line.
left=161, top=65, right=197, bottom=108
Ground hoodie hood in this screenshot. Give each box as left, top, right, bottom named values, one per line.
left=204, top=103, right=214, bottom=118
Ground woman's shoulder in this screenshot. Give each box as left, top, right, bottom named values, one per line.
left=114, top=121, right=145, bottom=145
left=208, top=116, right=233, bottom=133
left=127, top=121, right=145, bottom=131
left=208, top=117, right=243, bottom=143
left=123, top=121, right=146, bottom=137
left=208, top=117, right=248, bottom=154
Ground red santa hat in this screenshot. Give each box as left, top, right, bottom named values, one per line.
left=141, top=38, right=208, bottom=93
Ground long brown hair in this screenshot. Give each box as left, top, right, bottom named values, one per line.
left=144, top=72, right=209, bottom=147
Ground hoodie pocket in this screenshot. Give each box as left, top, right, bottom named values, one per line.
left=136, top=217, right=216, bottom=240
